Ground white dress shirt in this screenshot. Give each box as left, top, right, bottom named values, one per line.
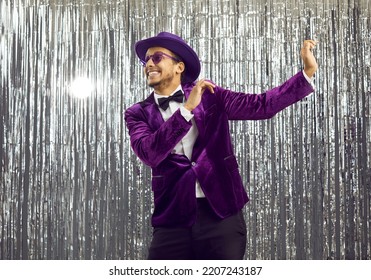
left=154, top=85, right=206, bottom=197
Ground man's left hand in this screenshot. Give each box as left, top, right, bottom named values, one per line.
left=301, top=40, right=318, bottom=78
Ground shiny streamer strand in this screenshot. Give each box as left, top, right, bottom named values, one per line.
left=0, top=0, right=370, bottom=260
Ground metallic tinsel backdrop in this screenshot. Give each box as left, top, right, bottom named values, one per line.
left=0, top=0, right=370, bottom=260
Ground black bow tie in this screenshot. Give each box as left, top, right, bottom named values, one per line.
left=158, top=90, right=184, bottom=110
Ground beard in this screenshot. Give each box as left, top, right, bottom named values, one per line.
left=148, top=80, right=161, bottom=88
left=147, top=73, right=175, bottom=90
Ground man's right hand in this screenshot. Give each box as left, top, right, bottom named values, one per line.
left=184, top=79, right=216, bottom=111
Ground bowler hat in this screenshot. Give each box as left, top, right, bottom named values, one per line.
left=135, top=32, right=201, bottom=84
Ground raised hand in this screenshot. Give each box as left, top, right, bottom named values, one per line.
left=301, top=40, right=318, bottom=78
left=184, top=79, right=216, bottom=111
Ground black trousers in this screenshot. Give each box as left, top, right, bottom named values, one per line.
left=147, top=198, right=247, bottom=260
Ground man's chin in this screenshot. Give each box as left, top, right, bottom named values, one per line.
left=148, top=81, right=161, bottom=88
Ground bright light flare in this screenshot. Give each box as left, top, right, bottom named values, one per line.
left=70, top=77, right=94, bottom=98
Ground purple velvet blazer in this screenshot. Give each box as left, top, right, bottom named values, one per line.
left=125, top=71, right=314, bottom=227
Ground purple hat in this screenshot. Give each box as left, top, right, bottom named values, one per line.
left=134, top=32, right=201, bottom=84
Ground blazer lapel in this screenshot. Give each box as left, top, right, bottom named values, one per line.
left=140, top=93, right=164, bottom=131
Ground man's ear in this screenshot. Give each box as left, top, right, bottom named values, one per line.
left=176, top=62, right=185, bottom=75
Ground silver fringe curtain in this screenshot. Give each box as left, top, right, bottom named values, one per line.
left=0, top=0, right=370, bottom=260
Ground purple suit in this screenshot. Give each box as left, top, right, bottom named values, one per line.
left=125, top=71, right=314, bottom=227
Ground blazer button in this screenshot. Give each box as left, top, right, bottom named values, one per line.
left=191, top=162, right=196, bottom=166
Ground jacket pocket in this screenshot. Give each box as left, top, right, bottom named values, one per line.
left=151, top=175, right=165, bottom=192
left=224, top=154, right=239, bottom=172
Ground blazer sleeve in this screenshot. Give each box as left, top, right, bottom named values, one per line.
left=217, top=71, right=314, bottom=120
left=124, top=105, right=192, bottom=167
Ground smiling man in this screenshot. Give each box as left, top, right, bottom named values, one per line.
left=125, top=32, right=318, bottom=260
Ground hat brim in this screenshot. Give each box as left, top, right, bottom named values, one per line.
left=135, top=37, right=201, bottom=84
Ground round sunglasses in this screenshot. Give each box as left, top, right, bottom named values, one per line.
left=140, top=51, right=181, bottom=66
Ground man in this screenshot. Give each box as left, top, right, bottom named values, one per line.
left=125, top=32, right=318, bottom=259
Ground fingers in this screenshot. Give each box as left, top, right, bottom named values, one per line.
left=303, top=40, right=318, bottom=51
left=301, top=40, right=318, bottom=78
left=301, top=40, right=318, bottom=61
left=196, top=79, right=216, bottom=94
